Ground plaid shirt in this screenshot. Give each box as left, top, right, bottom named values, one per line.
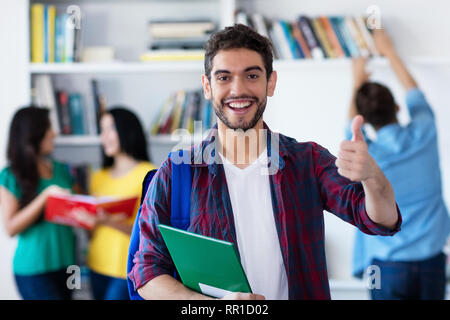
left=129, top=124, right=402, bottom=299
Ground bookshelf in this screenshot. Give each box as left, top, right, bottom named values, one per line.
left=2, top=0, right=450, bottom=300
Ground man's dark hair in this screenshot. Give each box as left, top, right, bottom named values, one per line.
left=204, top=24, right=274, bottom=81
left=355, top=82, right=397, bottom=129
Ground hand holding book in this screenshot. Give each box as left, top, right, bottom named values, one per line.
left=45, top=194, right=138, bottom=229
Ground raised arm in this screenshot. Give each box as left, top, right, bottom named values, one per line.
left=372, top=29, right=418, bottom=91
left=349, top=57, right=370, bottom=120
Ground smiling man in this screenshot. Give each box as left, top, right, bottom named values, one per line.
left=129, top=24, right=402, bottom=300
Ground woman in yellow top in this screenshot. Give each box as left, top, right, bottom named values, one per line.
left=84, top=107, right=156, bottom=300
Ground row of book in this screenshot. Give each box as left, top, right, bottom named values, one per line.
left=151, top=89, right=216, bottom=135
left=31, top=3, right=82, bottom=63
left=141, top=19, right=216, bottom=62
left=32, top=75, right=105, bottom=135
left=236, top=12, right=378, bottom=60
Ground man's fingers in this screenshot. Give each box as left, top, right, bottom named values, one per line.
left=351, top=115, right=365, bottom=142
left=335, top=158, right=352, bottom=171
left=340, top=140, right=368, bottom=153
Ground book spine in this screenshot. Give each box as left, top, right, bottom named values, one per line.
left=280, top=21, right=302, bottom=59
left=311, top=17, right=335, bottom=58
left=44, top=5, right=48, bottom=63
left=56, top=91, right=72, bottom=135
left=31, top=4, right=45, bottom=63
left=355, top=16, right=378, bottom=56
left=68, top=93, right=85, bottom=135
left=329, top=17, right=351, bottom=58
left=34, top=74, right=61, bottom=134
left=170, top=90, right=186, bottom=133
left=272, top=21, right=294, bottom=59
left=320, top=16, right=344, bottom=58
left=336, top=16, right=360, bottom=57
left=251, top=13, right=270, bottom=38
left=346, top=17, right=369, bottom=57
left=64, top=14, right=75, bottom=62
left=298, top=16, right=324, bottom=59
left=47, top=5, right=56, bottom=63
left=268, top=26, right=282, bottom=60
left=91, top=79, right=101, bottom=134
left=291, top=22, right=311, bottom=59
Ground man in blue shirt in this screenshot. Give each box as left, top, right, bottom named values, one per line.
left=348, top=29, right=450, bottom=299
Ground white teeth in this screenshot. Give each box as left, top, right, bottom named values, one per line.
left=229, top=102, right=252, bottom=109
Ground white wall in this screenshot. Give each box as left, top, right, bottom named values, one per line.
left=0, top=0, right=29, bottom=300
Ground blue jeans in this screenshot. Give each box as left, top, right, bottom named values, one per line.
left=15, top=268, right=72, bottom=300
left=370, top=252, right=447, bottom=300
left=89, top=270, right=129, bottom=300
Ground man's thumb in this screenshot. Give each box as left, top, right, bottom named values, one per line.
left=351, top=115, right=365, bottom=142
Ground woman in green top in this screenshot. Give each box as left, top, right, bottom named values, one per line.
left=0, top=107, right=77, bottom=300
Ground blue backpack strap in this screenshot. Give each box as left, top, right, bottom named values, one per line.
left=127, top=169, right=158, bottom=300
left=169, top=150, right=191, bottom=230
left=127, top=151, right=192, bottom=299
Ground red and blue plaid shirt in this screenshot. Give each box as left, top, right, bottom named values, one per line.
left=129, top=124, right=402, bottom=299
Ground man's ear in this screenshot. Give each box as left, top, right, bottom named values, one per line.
left=201, top=74, right=212, bottom=100
left=395, top=104, right=400, bottom=112
left=267, top=70, right=277, bottom=97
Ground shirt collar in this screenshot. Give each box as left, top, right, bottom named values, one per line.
left=188, top=122, right=287, bottom=175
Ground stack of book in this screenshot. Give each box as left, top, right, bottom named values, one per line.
left=151, top=89, right=216, bottom=135
left=236, top=12, right=378, bottom=60
left=30, top=3, right=82, bottom=63
left=141, top=19, right=216, bottom=62
left=32, top=75, right=105, bottom=136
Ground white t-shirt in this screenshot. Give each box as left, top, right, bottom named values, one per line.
left=219, top=149, right=289, bottom=300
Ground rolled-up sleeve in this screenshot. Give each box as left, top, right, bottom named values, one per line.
left=128, top=158, right=175, bottom=291
left=313, top=143, right=402, bottom=236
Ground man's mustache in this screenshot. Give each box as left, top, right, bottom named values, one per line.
left=221, top=95, right=259, bottom=105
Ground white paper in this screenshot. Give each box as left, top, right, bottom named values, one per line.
left=198, top=283, right=233, bottom=299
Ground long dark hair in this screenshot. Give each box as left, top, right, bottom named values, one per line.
left=7, top=106, right=51, bottom=208
left=101, top=107, right=150, bottom=168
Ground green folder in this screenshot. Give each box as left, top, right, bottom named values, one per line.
left=158, top=224, right=252, bottom=298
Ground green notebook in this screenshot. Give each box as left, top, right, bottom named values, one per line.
left=158, top=224, right=252, bottom=298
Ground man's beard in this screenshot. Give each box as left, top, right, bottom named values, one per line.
left=211, top=93, right=267, bottom=132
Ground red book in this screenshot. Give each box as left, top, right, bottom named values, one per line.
left=45, top=194, right=139, bottom=229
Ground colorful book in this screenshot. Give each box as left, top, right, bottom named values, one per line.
left=56, top=91, right=71, bottom=135
left=291, top=22, right=311, bottom=59
left=68, top=93, right=85, bottom=134
left=47, top=5, right=56, bottom=63
left=45, top=194, right=139, bottom=230
left=336, top=16, right=360, bottom=57
left=55, top=15, right=65, bottom=62
left=272, top=21, right=294, bottom=59
left=64, top=14, right=75, bottom=62
left=320, top=16, right=344, bottom=58
left=31, top=4, right=45, bottom=63
left=328, top=17, right=351, bottom=58
left=251, top=13, right=270, bottom=38
left=280, top=21, right=303, bottom=58
left=140, top=50, right=204, bottom=61
left=33, top=75, right=61, bottom=134
left=354, top=16, right=378, bottom=56
left=345, top=17, right=369, bottom=57
left=297, top=16, right=324, bottom=59
left=311, top=17, right=335, bottom=58
left=170, top=90, right=187, bottom=133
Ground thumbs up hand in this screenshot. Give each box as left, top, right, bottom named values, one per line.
left=336, top=115, right=378, bottom=182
